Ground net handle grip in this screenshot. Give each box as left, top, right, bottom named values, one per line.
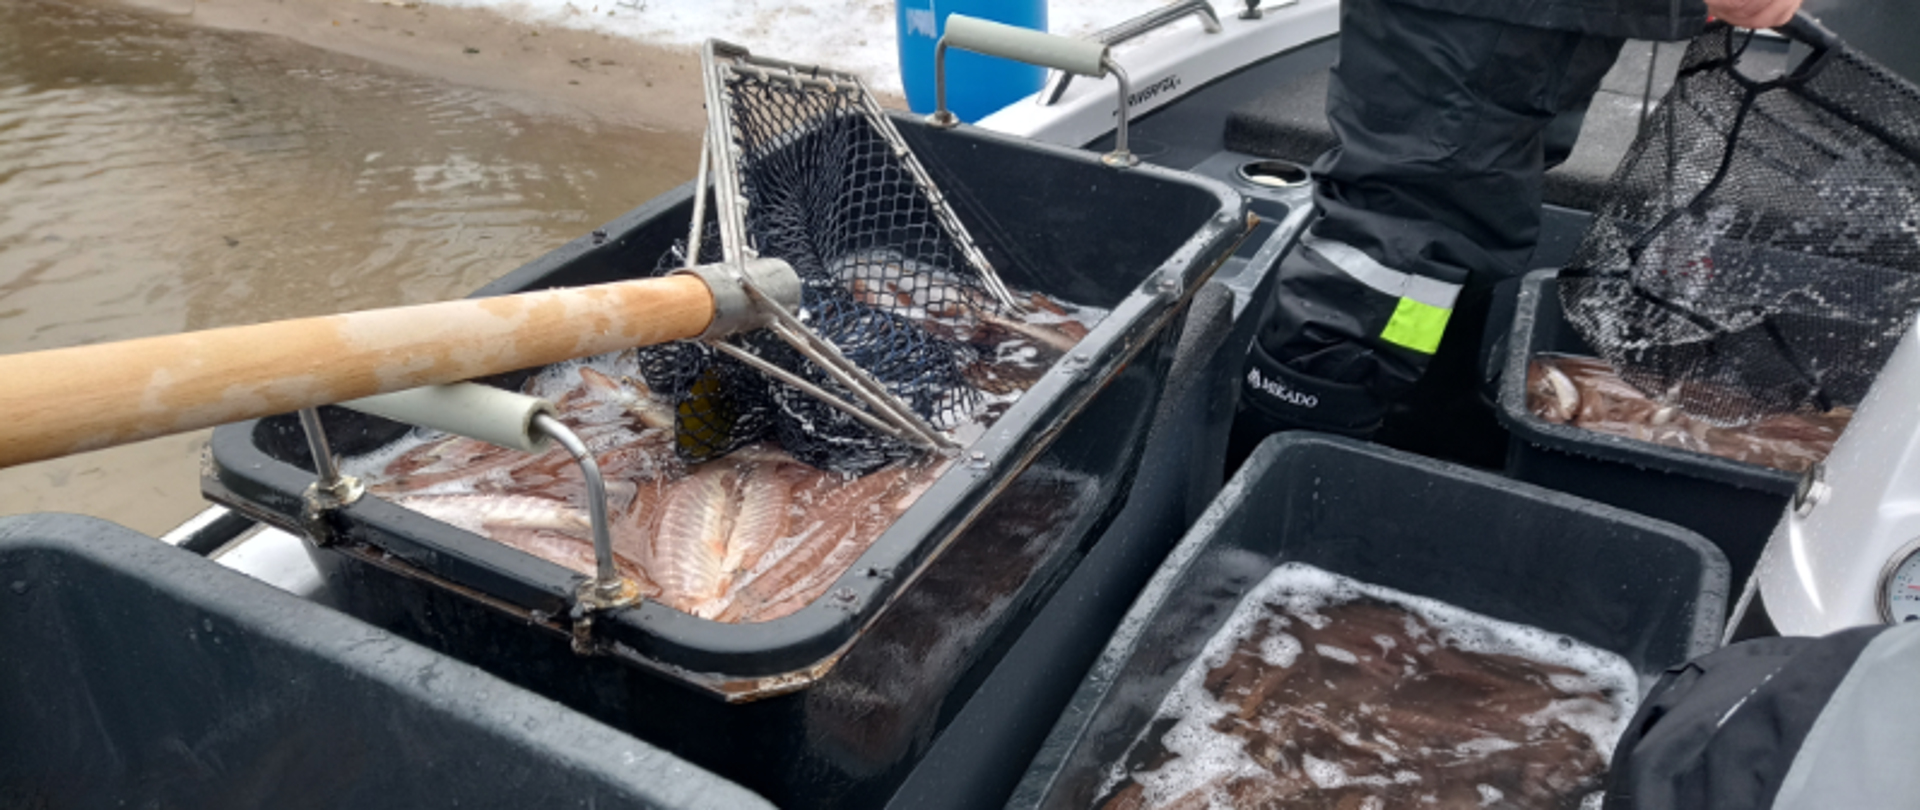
left=1776, top=12, right=1843, bottom=53
left=941, top=15, right=1109, bottom=77
left=343, top=384, right=556, bottom=454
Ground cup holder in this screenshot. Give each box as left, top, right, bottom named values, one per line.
left=1235, top=160, right=1310, bottom=189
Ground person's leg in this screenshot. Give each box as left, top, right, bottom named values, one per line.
left=1236, top=0, right=1623, bottom=456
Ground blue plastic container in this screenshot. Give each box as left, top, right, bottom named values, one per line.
left=897, top=0, right=1047, bottom=122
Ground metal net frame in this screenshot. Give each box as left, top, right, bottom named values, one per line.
left=1558, top=20, right=1920, bottom=424
left=635, top=40, right=1023, bottom=473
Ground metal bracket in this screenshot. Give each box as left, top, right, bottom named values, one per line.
left=296, top=407, right=363, bottom=547
left=931, top=23, right=1139, bottom=168
left=674, top=257, right=803, bottom=341
left=571, top=576, right=645, bottom=656
left=570, top=610, right=597, bottom=655
left=1793, top=461, right=1830, bottom=518
left=533, top=410, right=644, bottom=658
left=531, top=413, right=645, bottom=620
left=1099, top=56, right=1140, bottom=168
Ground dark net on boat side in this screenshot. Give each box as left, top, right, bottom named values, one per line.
left=1558, top=24, right=1920, bottom=424
left=637, top=63, right=1004, bottom=473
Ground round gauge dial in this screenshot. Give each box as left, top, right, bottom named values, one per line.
left=1877, top=538, right=1920, bottom=624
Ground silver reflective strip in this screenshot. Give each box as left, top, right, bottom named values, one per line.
left=1301, top=233, right=1461, bottom=310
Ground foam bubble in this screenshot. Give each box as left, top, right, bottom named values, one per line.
left=339, top=425, right=445, bottom=479
left=1302, top=754, right=1346, bottom=789
left=1315, top=644, right=1359, bottom=665
left=1259, top=631, right=1302, bottom=668
left=1457, top=737, right=1522, bottom=756
left=1254, top=564, right=1641, bottom=759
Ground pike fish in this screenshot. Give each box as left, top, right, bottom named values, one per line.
left=489, top=527, right=655, bottom=595
left=717, top=458, right=949, bottom=623
left=392, top=494, right=633, bottom=582
left=651, top=462, right=740, bottom=615
left=569, top=366, right=677, bottom=431
left=645, top=445, right=826, bottom=619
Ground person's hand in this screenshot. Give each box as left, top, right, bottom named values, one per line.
left=1705, top=0, right=1802, bottom=29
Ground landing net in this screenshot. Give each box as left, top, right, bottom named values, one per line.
left=1559, top=21, right=1920, bottom=424
left=638, top=41, right=1022, bottom=473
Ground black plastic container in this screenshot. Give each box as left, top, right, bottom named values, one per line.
left=0, top=513, right=771, bottom=810
left=883, top=184, right=1309, bottom=810
left=203, top=116, right=1247, bottom=809
left=1009, top=432, right=1729, bottom=809
left=1494, top=270, right=1798, bottom=601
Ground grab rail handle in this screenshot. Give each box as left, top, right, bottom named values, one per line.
left=1038, top=0, right=1224, bottom=106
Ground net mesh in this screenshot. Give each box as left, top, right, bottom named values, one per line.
left=1559, top=25, right=1920, bottom=424
left=637, top=51, right=1010, bottom=474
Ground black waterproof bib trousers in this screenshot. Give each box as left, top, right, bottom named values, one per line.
left=1237, top=0, right=1707, bottom=460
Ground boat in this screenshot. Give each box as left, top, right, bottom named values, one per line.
left=7, top=0, right=1920, bottom=806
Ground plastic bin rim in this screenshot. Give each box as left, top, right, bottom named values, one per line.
left=1229, top=433, right=1730, bottom=656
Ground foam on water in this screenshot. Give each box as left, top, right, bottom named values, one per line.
left=1099, top=562, right=1642, bottom=809
left=1247, top=564, right=1640, bottom=747
left=1257, top=631, right=1301, bottom=669
left=1315, top=644, right=1358, bottom=665
left=340, top=426, right=445, bottom=480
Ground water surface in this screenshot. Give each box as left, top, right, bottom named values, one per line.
left=0, top=0, right=699, bottom=534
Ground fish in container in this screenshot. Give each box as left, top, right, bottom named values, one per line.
left=1093, top=564, right=1639, bottom=809
left=340, top=35, right=1112, bottom=625
left=1524, top=352, right=1853, bottom=474
left=353, top=278, right=1099, bottom=624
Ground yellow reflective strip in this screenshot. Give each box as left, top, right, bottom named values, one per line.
left=1380, top=297, right=1451, bottom=355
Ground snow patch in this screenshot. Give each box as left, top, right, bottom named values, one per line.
left=412, top=0, right=1173, bottom=95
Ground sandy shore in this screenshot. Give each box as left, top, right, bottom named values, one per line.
left=95, top=0, right=907, bottom=133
